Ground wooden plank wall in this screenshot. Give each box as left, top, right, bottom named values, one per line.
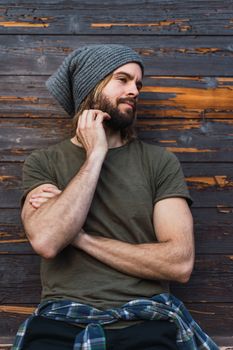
left=0, top=1, right=233, bottom=348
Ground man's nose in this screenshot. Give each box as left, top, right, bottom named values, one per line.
left=127, top=82, right=140, bottom=98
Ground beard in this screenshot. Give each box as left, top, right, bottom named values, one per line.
left=91, top=93, right=137, bottom=131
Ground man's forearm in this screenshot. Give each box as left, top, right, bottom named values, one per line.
left=23, top=151, right=105, bottom=258
left=73, top=232, right=194, bottom=283
left=23, top=109, right=112, bottom=258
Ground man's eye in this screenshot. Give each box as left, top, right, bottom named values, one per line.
left=118, top=77, right=127, bottom=82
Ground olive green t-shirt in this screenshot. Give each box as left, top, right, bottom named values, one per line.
left=21, top=138, right=192, bottom=310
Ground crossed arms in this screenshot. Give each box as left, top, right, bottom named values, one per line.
left=21, top=109, right=194, bottom=283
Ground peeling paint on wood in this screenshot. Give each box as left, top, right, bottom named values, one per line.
left=1, top=36, right=233, bottom=75
left=0, top=176, right=16, bottom=182
left=0, top=0, right=233, bottom=343
left=1, top=76, right=233, bottom=120
left=0, top=21, right=49, bottom=27
left=0, top=305, right=35, bottom=314
left=217, top=206, right=233, bottom=214
left=0, top=239, right=28, bottom=244
left=186, top=176, right=233, bottom=188
left=159, top=140, right=177, bottom=143
left=0, top=96, right=38, bottom=102
left=0, top=2, right=233, bottom=36
left=188, top=309, right=216, bottom=315
left=167, top=147, right=214, bottom=153
left=141, top=86, right=233, bottom=110
left=91, top=19, right=191, bottom=31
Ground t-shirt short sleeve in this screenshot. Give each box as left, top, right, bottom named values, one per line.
left=153, top=149, right=193, bottom=206
left=21, top=149, right=57, bottom=208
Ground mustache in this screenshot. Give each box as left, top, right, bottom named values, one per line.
left=117, top=97, right=137, bottom=109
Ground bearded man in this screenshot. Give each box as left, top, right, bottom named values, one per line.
left=12, top=44, right=218, bottom=350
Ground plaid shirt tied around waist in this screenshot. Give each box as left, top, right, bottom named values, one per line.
left=12, top=293, right=219, bottom=350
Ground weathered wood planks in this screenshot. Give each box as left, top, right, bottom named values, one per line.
left=1, top=118, right=232, bottom=162
left=0, top=208, right=232, bottom=254
left=1, top=254, right=233, bottom=303
left=0, top=0, right=233, bottom=346
left=0, top=1, right=233, bottom=35
left=1, top=35, right=233, bottom=75
left=1, top=162, right=233, bottom=208
left=1, top=76, right=233, bottom=119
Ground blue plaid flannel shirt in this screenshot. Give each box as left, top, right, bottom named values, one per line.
left=12, top=293, right=219, bottom=350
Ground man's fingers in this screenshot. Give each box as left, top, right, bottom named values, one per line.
left=42, top=187, right=61, bottom=194
left=95, top=112, right=111, bottom=124
left=30, top=191, right=60, bottom=199
left=29, top=187, right=61, bottom=208
left=85, top=110, right=96, bottom=128
left=29, top=197, right=50, bottom=208
left=78, top=109, right=89, bottom=129
left=30, top=194, right=55, bottom=200
left=75, top=109, right=109, bottom=154
left=79, top=109, right=111, bottom=127
left=30, top=202, right=41, bottom=209
left=30, top=197, right=48, bottom=203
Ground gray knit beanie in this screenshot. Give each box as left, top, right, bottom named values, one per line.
left=46, top=44, right=144, bottom=117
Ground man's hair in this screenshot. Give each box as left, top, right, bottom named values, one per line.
left=72, top=73, right=137, bottom=142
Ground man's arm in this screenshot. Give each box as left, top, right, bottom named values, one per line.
left=73, top=197, right=194, bottom=283
left=21, top=110, right=110, bottom=259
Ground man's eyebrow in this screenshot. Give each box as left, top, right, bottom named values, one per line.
left=114, top=71, right=143, bottom=88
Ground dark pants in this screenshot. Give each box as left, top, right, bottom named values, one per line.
left=22, top=316, right=178, bottom=350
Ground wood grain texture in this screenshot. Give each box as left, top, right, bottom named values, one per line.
left=0, top=118, right=233, bottom=162
left=1, top=117, right=233, bottom=162
left=1, top=161, right=233, bottom=209
left=1, top=76, right=233, bottom=120
left=0, top=208, right=233, bottom=254
left=0, top=0, right=232, bottom=342
left=1, top=35, right=233, bottom=75
left=0, top=1, right=233, bottom=35
left=0, top=254, right=233, bottom=304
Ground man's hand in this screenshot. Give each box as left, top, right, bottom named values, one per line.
left=76, top=109, right=111, bottom=158
left=29, top=185, right=61, bottom=209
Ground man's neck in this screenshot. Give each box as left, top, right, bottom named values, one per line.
left=105, top=128, right=126, bottom=148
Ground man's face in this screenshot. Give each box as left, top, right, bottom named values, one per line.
left=92, top=62, right=143, bottom=131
